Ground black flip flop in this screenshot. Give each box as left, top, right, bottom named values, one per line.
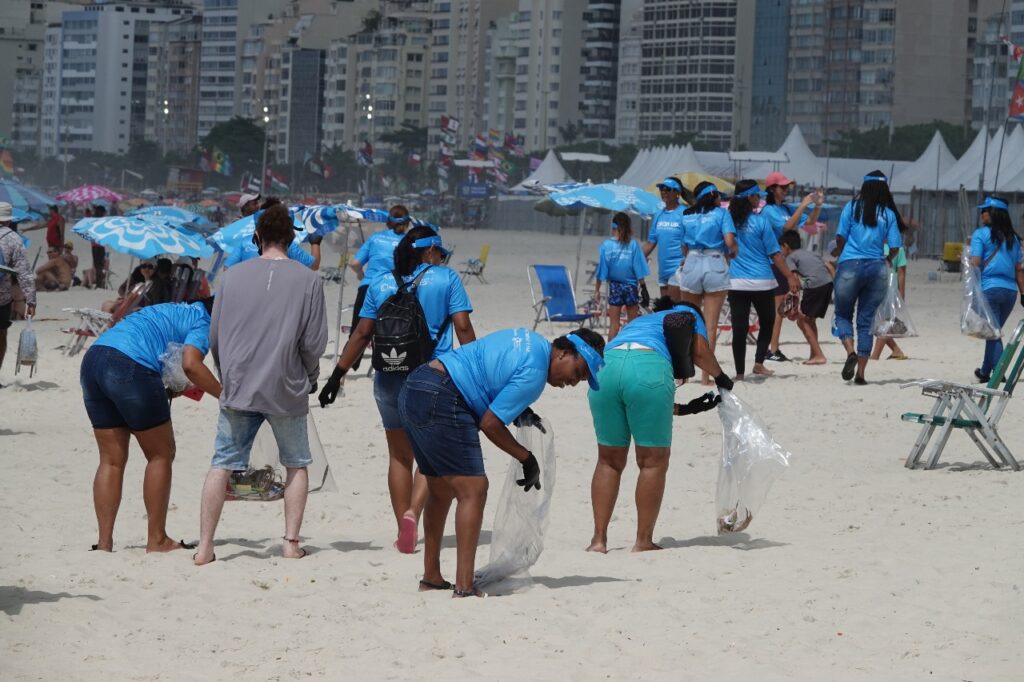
left=178, top=539, right=196, bottom=550
left=854, top=376, right=867, bottom=386
left=89, top=544, right=109, bottom=552
left=419, top=579, right=453, bottom=591
left=841, top=353, right=858, bottom=381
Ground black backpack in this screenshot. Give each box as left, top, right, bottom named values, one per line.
left=372, top=267, right=450, bottom=374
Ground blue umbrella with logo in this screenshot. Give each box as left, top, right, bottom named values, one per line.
left=72, top=215, right=214, bottom=259
left=0, top=179, right=59, bottom=214
left=209, top=206, right=313, bottom=254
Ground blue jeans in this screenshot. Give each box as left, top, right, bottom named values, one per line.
left=981, top=287, right=1018, bottom=375
left=833, top=259, right=888, bottom=357
left=211, top=408, right=312, bottom=470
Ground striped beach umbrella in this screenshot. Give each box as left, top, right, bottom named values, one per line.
left=56, top=184, right=124, bottom=206
left=73, top=215, right=214, bottom=259
left=0, top=179, right=59, bottom=214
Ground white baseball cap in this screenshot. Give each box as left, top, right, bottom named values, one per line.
left=0, top=202, right=12, bottom=222
left=237, top=193, right=260, bottom=208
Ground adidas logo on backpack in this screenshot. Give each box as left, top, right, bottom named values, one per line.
left=372, top=267, right=450, bottom=374
left=380, top=347, right=408, bottom=367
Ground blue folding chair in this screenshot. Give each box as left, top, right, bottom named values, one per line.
left=529, top=264, right=594, bottom=333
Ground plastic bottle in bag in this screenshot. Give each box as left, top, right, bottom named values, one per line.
left=15, top=317, right=38, bottom=377
left=716, top=391, right=791, bottom=534
left=959, top=251, right=1001, bottom=340
left=870, top=268, right=918, bottom=338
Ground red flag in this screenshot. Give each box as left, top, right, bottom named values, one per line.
left=1010, top=57, right=1024, bottom=120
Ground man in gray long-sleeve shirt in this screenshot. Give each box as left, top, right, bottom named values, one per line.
left=0, top=202, right=37, bottom=375
left=195, top=205, right=327, bottom=565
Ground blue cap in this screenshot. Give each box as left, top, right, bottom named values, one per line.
left=863, top=174, right=887, bottom=183
left=388, top=214, right=411, bottom=224
left=736, top=185, right=767, bottom=199
left=696, top=184, right=719, bottom=200
left=657, top=178, right=683, bottom=193
left=411, top=235, right=450, bottom=256
left=567, top=332, right=604, bottom=391
left=977, top=196, right=1009, bottom=211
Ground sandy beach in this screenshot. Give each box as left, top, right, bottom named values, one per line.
left=2, top=226, right=1022, bottom=680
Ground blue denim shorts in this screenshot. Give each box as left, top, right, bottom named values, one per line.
left=398, top=365, right=485, bottom=477
left=373, top=371, right=406, bottom=430
left=671, top=250, right=730, bottom=294
left=80, top=345, right=170, bottom=431
left=211, top=408, right=312, bottom=470
left=608, top=281, right=640, bottom=307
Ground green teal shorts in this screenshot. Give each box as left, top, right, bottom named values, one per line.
left=893, top=247, right=907, bottom=269
left=587, top=348, right=675, bottom=448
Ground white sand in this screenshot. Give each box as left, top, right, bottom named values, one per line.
left=2, top=226, right=1022, bottom=680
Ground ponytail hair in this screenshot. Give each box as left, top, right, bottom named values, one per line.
left=393, top=225, right=441, bottom=277
left=684, top=181, right=719, bottom=215
left=612, top=212, right=632, bottom=244
left=986, top=201, right=1019, bottom=249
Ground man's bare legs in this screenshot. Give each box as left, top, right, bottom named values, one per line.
left=633, top=446, right=670, bottom=552
left=797, top=316, right=827, bottom=364
left=587, top=445, right=628, bottom=553
left=133, top=421, right=186, bottom=552
left=282, top=466, right=308, bottom=558
left=420, top=475, right=454, bottom=590
left=447, top=474, right=488, bottom=594
left=92, top=427, right=130, bottom=551
left=194, top=468, right=229, bottom=565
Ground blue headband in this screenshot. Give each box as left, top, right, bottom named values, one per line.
left=863, top=175, right=887, bottom=183
left=978, top=197, right=1009, bottom=211
left=696, top=184, right=719, bottom=200
left=389, top=215, right=410, bottom=224
left=566, top=333, right=604, bottom=391
left=412, top=235, right=449, bottom=255
left=657, top=178, right=683, bottom=192
left=736, top=185, right=767, bottom=199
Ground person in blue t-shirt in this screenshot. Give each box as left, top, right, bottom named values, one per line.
left=593, top=212, right=651, bottom=340
left=347, top=206, right=411, bottom=369
left=587, top=296, right=731, bottom=553
left=831, top=171, right=904, bottom=384
left=725, top=180, right=800, bottom=379
left=224, top=197, right=322, bottom=271
left=318, top=226, right=475, bottom=554
left=969, top=196, right=1024, bottom=381
left=398, top=327, right=605, bottom=597
left=643, top=177, right=686, bottom=296
left=670, top=181, right=737, bottom=384
left=80, top=300, right=222, bottom=554
left=760, top=171, right=824, bottom=362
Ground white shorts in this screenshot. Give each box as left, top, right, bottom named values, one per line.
left=670, top=250, right=730, bottom=294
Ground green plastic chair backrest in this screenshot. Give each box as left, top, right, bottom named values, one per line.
left=987, top=319, right=1024, bottom=396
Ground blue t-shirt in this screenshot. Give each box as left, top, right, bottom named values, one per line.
left=836, top=202, right=902, bottom=263
left=438, top=328, right=551, bottom=423
left=761, top=203, right=807, bottom=239
left=355, top=229, right=404, bottom=286
left=596, top=238, right=650, bottom=286
left=647, top=206, right=686, bottom=283
left=682, top=207, right=736, bottom=251
left=970, top=226, right=1023, bottom=292
left=606, top=305, right=709, bottom=363
left=359, top=263, right=473, bottom=357
left=94, top=301, right=211, bottom=372
left=225, top=241, right=314, bottom=268
left=729, top=213, right=778, bottom=282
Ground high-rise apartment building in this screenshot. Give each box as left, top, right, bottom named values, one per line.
left=40, top=1, right=198, bottom=158
left=613, top=0, right=642, bottom=144
left=580, top=0, right=621, bottom=141
left=321, top=39, right=350, bottom=152
left=145, top=15, right=202, bottom=153
left=749, top=0, right=789, bottom=151
left=482, top=15, right=518, bottom=139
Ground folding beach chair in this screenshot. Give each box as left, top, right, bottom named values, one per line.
left=460, top=243, right=490, bottom=284
left=900, top=319, right=1024, bottom=470
left=61, top=307, right=113, bottom=356
left=716, top=298, right=759, bottom=346
left=528, top=264, right=594, bottom=333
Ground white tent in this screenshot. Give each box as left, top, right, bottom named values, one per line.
left=889, top=131, right=958, bottom=193
left=511, top=149, right=574, bottom=191
left=984, top=124, right=1024, bottom=192
left=945, top=125, right=1006, bottom=191
left=619, top=143, right=709, bottom=188
left=936, top=127, right=990, bottom=191
left=747, top=125, right=858, bottom=188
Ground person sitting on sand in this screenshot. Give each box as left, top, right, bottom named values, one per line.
left=318, top=225, right=476, bottom=554
left=398, top=327, right=605, bottom=597
left=779, top=231, right=835, bottom=365
left=80, top=299, right=222, bottom=552
left=586, top=296, right=731, bottom=554
left=194, top=204, right=327, bottom=566
left=63, top=241, right=80, bottom=286
left=35, top=245, right=73, bottom=291
left=726, top=180, right=800, bottom=380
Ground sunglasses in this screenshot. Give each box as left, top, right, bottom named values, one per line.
left=140, top=264, right=155, bottom=269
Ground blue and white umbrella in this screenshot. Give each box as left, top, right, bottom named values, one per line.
left=73, top=215, right=214, bottom=259
left=129, top=205, right=212, bottom=227
left=292, top=204, right=338, bottom=237
left=548, top=183, right=664, bottom=217
left=209, top=208, right=307, bottom=254
left=0, top=179, right=59, bottom=214
left=11, top=208, right=42, bottom=223
left=335, top=205, right=439, bottom=231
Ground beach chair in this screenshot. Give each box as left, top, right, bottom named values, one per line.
left=716, top=298, right=759, bottom=346
left=460, top=244, right=490, bottom=284
left=61, top=307, right=113, bottom=356
left=900, top=319, right=1024, bottom=470
left=528, top=264, right=594, bottom=333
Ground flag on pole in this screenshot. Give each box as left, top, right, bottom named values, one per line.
left=1010, top=56, right=1024, bottom=120
left=240, top=171, right=261, bottom=194
left=264, top=167, right=289, bottom=193
left=211, top=147, right=232, bottom=176
left=408, top=151, right=422, bottom=166
left=357, top=140, right=374, bottom=167
left=1002, top=35, right=1024, bottom=62
left=0, top=150, right=14, bottom=176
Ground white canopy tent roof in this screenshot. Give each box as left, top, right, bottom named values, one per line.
left=889, top=131, right=958, bottom=192
left=746, top=125, right=858, bottom=188
left=618, top=143, right=708, bottom=188
left=510, top=149, right=574, bottom=191
left=935, top=127, right=990, bottom=191
left=984, top=125, right=1024, bottom=192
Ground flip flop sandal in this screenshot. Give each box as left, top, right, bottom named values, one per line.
left=178, top=540, right=196, bottom=550
left=192, top=552, right=216, bottom=564
left=283, top=537, right=308, bottom=559
left=452, top=587, right=487, bottom=598
left=842, top=353, right=858, bottom=381
left=419, top=579, right=454, bottom=591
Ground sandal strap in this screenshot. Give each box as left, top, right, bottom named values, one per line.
left=282, top=537, right=300, bottom=543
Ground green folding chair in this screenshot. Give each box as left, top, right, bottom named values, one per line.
left=900, top=319, right=1024, bottom=470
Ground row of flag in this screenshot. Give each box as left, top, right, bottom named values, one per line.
left=239, top=168, right=290, bottom=195
left=1003, top=36, right=1024, bottom=120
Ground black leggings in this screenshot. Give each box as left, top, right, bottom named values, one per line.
left=728, top=289, right=776, bottom=376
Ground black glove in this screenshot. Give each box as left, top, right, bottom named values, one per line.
left=512, top=407, right=546, bottom=434
left=673, top=392, right=721, bottom=416
left=318, top=366, right=347, bottom=408
left=309, top=381, right=318, bottom=395
left=639, top=280, right=651, bottom=309
left=714, top=372, right=734, bottom=392
left=516, top=452, right=541, bottom=492
left=1020, top=293, right=1024, bottom=308
left=307, top=234, right=323, bottom=245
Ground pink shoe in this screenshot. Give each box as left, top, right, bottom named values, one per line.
left=396, top=514, right=417, bottom=554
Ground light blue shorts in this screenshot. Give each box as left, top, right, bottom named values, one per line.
left=670, top=250, right=730, bottom=294
left=211, top=407, right=312, bottom=470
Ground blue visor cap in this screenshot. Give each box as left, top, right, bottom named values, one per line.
left=657, top=178, right=683, bottom=193
left=978, top=197, right=1009, bottom=211
left=863, top=174, right=888, bottom=183
left=412, top=235, right=449, bottom=256
left=388, top=214, right=411, bottom=224
left=567, top=332, right=604, bottom=391
left=696, top=184, right=719, bottom=200
left=736, top=185, right=766, bottom=198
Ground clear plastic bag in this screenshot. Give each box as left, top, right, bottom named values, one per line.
left=716, top=391, right=791, bottom=534
left=960, top=251, right=1000, bottom=340
left=16, top=318, right=37, bottom=365
left=871, top=267, right=918, bottom=338
left=242, top=412, right=337, bottom=499
left=474, top=419, right=556, bottom=594
left=159, top=342, right=192, bottom=392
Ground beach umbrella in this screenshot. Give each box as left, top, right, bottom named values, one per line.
left=335, top=205, right=439, bottom=231
left=11, top=208, right=42, bottom=223
left=0, top=179, right=59, bottom=213
left=129, top=205, right=212, bottom=228
left=644, top=172, right=735, bottom=198
left=72, top=215, right=213, bottom=259
left=56, top=184, right=124, bottom=205
left=209, top=208, right=308, bottom=254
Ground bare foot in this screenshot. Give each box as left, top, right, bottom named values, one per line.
left=802, top=356, right=827, bottom=365
left=283, top=537, right=308, bottom=559
left=733, top=374, right=745, bottom=382
left=631, top=541, right=663, bottom=552
left=90, top=542, right=113, bottom=552
left=193, top=550, right=216, bottom=566
left=146, top=536, right=193, bottom=553
left=752, top=364, right=774, bottom=376
left=585, top=539, right=608, bottom=553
